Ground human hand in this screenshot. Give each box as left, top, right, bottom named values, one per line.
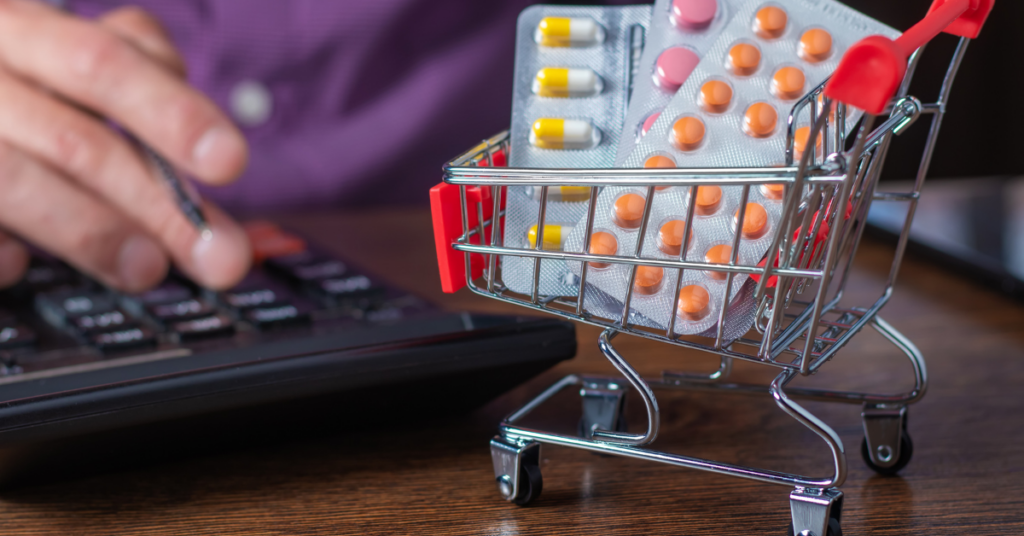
left=0, top=1, right=251, bottom=291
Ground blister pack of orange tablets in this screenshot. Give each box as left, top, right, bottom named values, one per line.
left=623, top=0, right=899, bottom=170
left=564, top=0, right=898, bottom=333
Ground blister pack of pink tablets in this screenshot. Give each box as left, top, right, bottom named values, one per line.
left=623, top=0, right=899, bottom=170
left=614, top=0, right=743, bottom=165
left=503, top=5, right=651, bottom=298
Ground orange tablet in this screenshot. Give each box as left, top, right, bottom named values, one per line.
left=760, top=183, right=785, bottom=201
left=736, top=202, right=769, bottom=239
left=695, top=185, right=723, bottom=216
left=771, top=66, right=805, bottom=100
left=728, top=42, right=761, bottom=76
left=677, top=284, right=711, bottom=321
left=754, top=5, right=788, bottom=39
left=744, top=102, right=777, bottom=138
left=793, top=126, right=821, bottom=160
left=700, top=80, right=733, bottom=113
left=634, top=266, right=665, bottom=296
left=658, top=219, right=692, bottom=257
left=613, top=193, right=648, bottom=229
left=704, top=244, right=733, bottom=281
left=588, top=231, right=618, bottom=269
left=672, top=116, right=706, bottom=151
left=799, top=28, right=833, bottom=62
left=645, top=155, right=676, bottom=168
left=646, top=155, right=676, bottom=191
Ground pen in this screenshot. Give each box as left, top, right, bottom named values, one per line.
left=140, top=143, right=214, bottom=242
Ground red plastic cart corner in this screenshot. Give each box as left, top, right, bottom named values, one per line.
left=430, top=150, right=507, bottom=294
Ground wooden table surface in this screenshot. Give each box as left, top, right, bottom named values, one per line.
left=0, top=208, right=1021, bottom=535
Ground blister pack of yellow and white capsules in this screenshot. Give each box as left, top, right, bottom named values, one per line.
left=614, top=0, right=744, bottom=166
left=504, top=4, right=651, bottom=297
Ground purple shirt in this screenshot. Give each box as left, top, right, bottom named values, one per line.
left=69, top=0, right=538, bottom=210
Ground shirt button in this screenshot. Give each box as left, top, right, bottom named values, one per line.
left=229, top=80, right=274, bottom=127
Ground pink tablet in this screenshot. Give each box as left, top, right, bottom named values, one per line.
left=671, top=0, right=718, bottom=31
left=654, top=47, right=700, bottom=92
left=641, top=111, right=662, bottom=136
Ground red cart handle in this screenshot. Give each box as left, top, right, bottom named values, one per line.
left=825, top=0, right=994, bottom=115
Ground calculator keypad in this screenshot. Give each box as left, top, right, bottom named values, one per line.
left=0, top=221, right=428, bottom=370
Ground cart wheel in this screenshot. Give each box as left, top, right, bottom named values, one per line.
left=787, top=517, right=842, bottom=536
left=861, top=430, right=913, bottom=476
left=512, top=463, right=543, bottom=506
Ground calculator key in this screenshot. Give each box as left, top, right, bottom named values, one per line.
left=72, top=309, right=136, bottom=335
left=23, top=261, right=75, bottom=290
left=266, top=252, right=347, bottom=282
left=264, top=250, right=317, bottom=269
left=0, top=324, right=36, bottom=350
left=244, top=221, right=308, bottom=264
left=172, top=314, right=236, bottom=341
left=313, top=274, right=385, bottom=307
left=222, top=288, right=280, bottom=310
left=317, top=276, right=378, bottom=297
left=135, top=281, right=193, bottom=306
left=293, top=260, right=347, bottom=281
left=244, top=304, right=312, bottom=330
left=91, top=327, right=157, bottom=352
left=149, top=299, right=217, bottom=323
left=37, top=291, right=116, bottom=320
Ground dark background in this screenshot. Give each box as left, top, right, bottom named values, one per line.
left=583, top=0, right=1020, bottom=180
left=839, top=0, right=1018, bottom=181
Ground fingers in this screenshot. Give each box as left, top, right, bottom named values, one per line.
left=0, top=68, right=251, bottom=290
left=98, top=6, right=186, bottom=77
left=0, top=0, right=248, bottom=185
left=189, top=204, right=253, bottom=290
left=0, top=140, right=169, bottom=292
left=0, top=229, right=28, bottom=289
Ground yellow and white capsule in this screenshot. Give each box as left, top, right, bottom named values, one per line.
left=530, top=118, right=600, bottom=150
left=527, top=224, right=574, bottom=251
left=527, top=186, right=592, bottom=203
left=535, top=17, right=604, bottom=47
left=532, top=67, right=602, bottom=98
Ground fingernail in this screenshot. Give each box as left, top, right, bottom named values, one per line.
left=191, top=219, right=251, bottom=290
left=118, top=234, right=167, bottom=292
left=193, top=126, right=245, bottom=177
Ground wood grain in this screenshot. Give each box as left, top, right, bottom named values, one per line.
left=0, top=208, right=1020, bottom=535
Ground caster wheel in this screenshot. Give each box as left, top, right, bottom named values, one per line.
left=861, top=430, right=913, bottom=476
left=788, top=517, right=842, bottom=536
left=512, top=463, right=543, bottom=506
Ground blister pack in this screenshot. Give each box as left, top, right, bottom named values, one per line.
left=566, top=0, right=899, bottom=334
left=562, top=179, right=784, bottom=334
left=504, top=4, right=651, bottom=297
left=622, top=0, right=899, bottom=170
left=614, top=0, right=743, bottom=165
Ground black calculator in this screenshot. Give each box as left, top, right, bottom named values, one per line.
left=0, top=224, right=576, bottom=487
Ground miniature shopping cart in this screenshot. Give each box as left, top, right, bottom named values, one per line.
left=430, top=2, right=992, bottom=534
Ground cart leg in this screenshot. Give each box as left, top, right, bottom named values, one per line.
left=790, top=488, right=843, bottom=536
left=490, top=437, right=542, bottom=506
left=861, top=404, right=912, bottom=475
left=578, top=378, right=627, bottom=438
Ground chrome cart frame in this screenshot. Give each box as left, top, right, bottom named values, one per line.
left=432, top=4, right=986, bottom=533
